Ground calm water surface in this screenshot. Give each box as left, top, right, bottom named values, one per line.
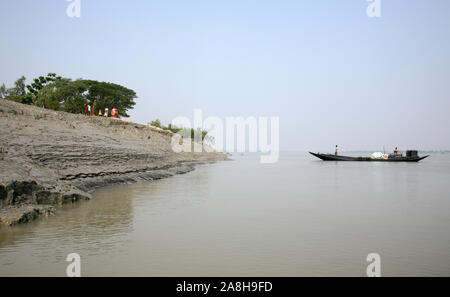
left=1, top=152, right=450, bottom=276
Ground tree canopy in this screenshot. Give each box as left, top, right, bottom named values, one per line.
left=2, top=76, right=27, bottom=103
left=1, top=74, right=137, bottom=117
left=83, top=80, right=136, bottom=117
left=26, top=73, right=62, bottom=95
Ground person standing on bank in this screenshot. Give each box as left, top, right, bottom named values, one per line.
left=335, top=145, right=339, bottom=156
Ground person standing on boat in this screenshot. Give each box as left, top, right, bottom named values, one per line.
left=335, top=145, right=339, bottom=156
left=394, top=147, right=399, bottom=154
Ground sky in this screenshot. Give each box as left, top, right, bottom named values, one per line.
left=1, top=0, right=449, bottom=152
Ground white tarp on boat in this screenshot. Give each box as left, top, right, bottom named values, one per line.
left=371, top=152, right=389, bottom=159
left=371, top=152, right=383, bottom=159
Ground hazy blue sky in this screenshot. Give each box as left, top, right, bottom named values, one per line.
left=1, top=0, right=449, bottom=151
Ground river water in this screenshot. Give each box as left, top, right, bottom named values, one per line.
left=1, top=152, right=450, bottom=276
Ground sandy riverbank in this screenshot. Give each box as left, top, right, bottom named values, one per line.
left=0, top=100, right=227, bottom=226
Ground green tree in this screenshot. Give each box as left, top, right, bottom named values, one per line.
left=149, top=119, right=162, bottom=128
left=26, top=73, right=62, bottom=95
left=35, top=78, right=73, bottom=111
left=7, top=76, right=27, bottom=99
left=84, top=80, right=137, bottom=117
left=176, top=128, right=210, bottom=142
left=59, top=80, right=89, bottom=114
left=3, top=76, right=29, bottom=103
left=148, top=119, right=210, bottom=141
left=188, top=127, right=209, bottom=141
left=20, top=93, right=34, bottom=105
left=0, top=84, right=7, bottom=99
left=3, top=74, right=138, bottom=117
left=166, top=123, right=182, bottom=133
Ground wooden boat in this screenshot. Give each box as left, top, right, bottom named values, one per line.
left=309, top=151, right=429, bottom=162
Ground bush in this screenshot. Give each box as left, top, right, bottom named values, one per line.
left=148, top=119, right=211, bottom=141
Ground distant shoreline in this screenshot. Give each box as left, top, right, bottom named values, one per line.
left=0, top=100, right=227, bottom=226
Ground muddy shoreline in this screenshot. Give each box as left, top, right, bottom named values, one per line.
left=0, top=100, right=227, bottom=226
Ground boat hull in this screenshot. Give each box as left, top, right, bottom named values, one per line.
left=309, top=152, right=429, bottom=162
